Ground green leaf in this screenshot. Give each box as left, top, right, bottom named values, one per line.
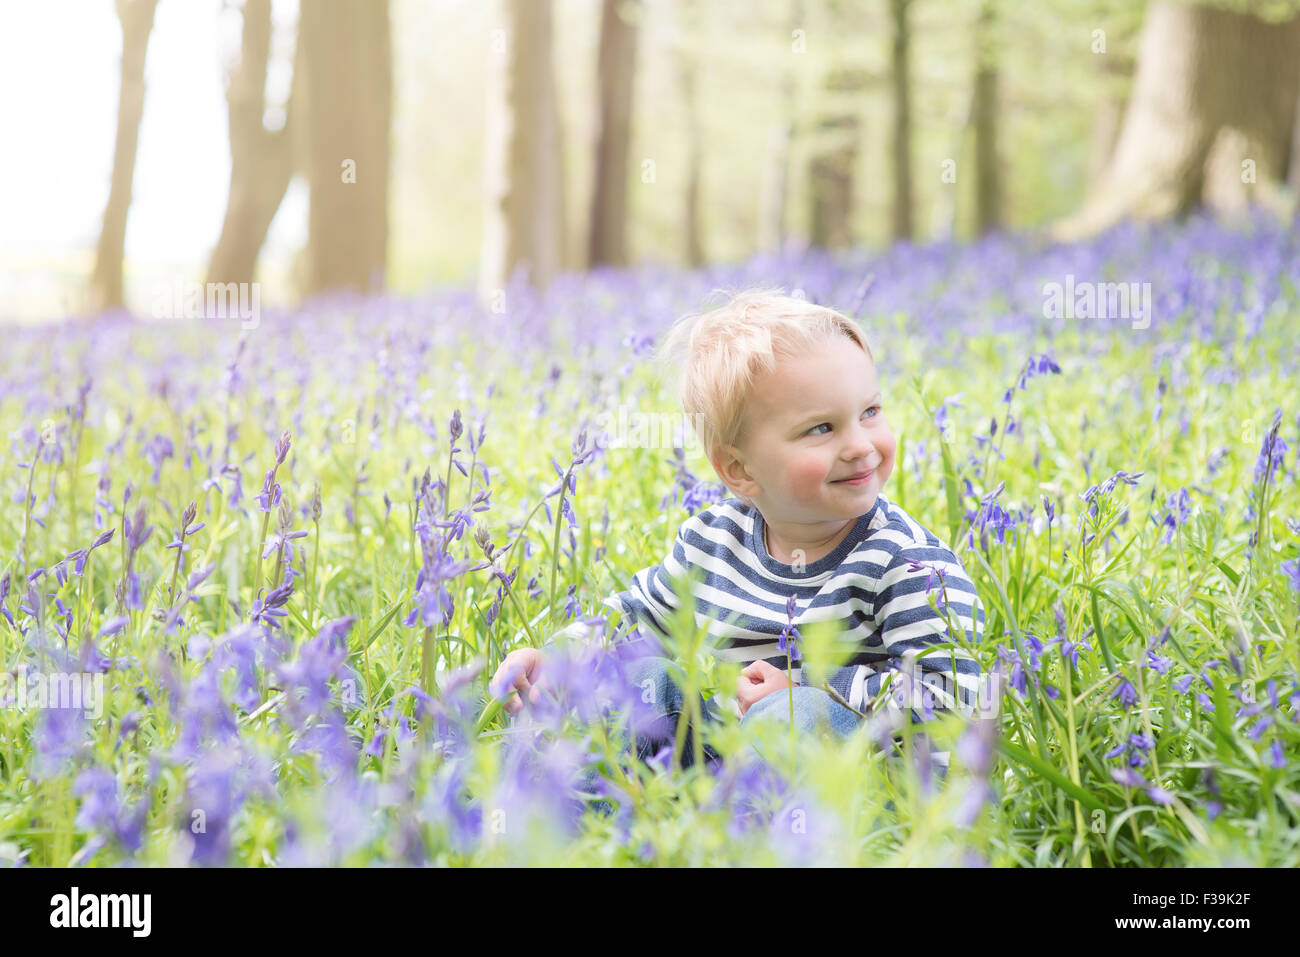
left=939, top=436, right=964, bottom=549
left=997, top=738, right=1106, bottom=811
left=362, top=600, right=403, bottom=653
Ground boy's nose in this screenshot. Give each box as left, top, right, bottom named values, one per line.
left=842, top=423, right=876, bottom=461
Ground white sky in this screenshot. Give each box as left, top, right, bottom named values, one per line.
left=0, top=0, right=306, bottom=314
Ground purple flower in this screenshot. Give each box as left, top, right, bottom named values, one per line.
left=403, top=548, right=475, bottom=630
left=1252, top=409, right=1288, bottom=485
left=1110, top=766, right=1146, bottom=788
left=1247, top=716, right=1273, bottom=741
left=1268, top=740, right=1285, bottom=769
left=97, top=615, right=130, bottom=638
left=562, top=585, right=581, bottom=621
left=1016, top=353, right=1061, bottom=390
left=1144, top=650, right=1170, bottom=675
left=256, top=468, right=283, bottom=513
left=1110, top=677, right=1139, bottom=709
left=933, top=395, right=962, bottom=437
left=1081, top=469, right=1144, bottom=506
left=778, top=594, right=801, bottom=665
left=274, top=428, right=292, bottom=466
left=1156, top=487, right=1192, bottom=544
left=1281, top=558, right=1300, bottom=594
left=124, top=505, right=153, bottom=554
left=249, top=582, right=294, bottom=629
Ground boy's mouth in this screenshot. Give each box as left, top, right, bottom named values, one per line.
left=833, top=469, right=875, bottom=486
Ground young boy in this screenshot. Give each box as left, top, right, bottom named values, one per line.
left=492, top=289, right=985, bottom=771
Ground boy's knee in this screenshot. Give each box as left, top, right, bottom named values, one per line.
left=623, top=655, right=683, bottom=713
left=741, top=686, right=794, bottom=726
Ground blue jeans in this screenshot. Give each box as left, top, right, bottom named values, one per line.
left=570, top=655, right=867, bottom=815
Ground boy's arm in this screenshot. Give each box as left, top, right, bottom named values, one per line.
left=827, top=546, right=985, bottom=731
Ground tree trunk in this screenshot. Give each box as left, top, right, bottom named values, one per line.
left=931, top=84, right=972, bottom=240
left=678, top=0, right=705, bottom=268
left=480, top=0, right=566, bottom=302
left=971, top=0, right=1000, bottom=235
left=1288, top=73, right=1300, bottom=190
left=758, top=0, right=803, bottom=253
left=808, top=67, right=865, bottom=250
left=889, top=0, right=913, bottom=242
left=207, top=0, right=298, bottom=288
left=1057, top=1, right=1300, bottom=239
left=1085, top=52, right=1134, bottom=198
left=89, top=0, right=159, bottom=314
left=587, top=0, right=639, bottom=268
left=299, top=0, right=391, bottom=295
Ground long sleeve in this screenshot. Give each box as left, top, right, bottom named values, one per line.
left=600, top=525, right=692, bottom=647
left=826, top=544, right=985, bottom=735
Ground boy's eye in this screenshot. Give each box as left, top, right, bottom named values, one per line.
left=864, top=405, right=881, bottom=418
left=807, top=423, right=831, bottom=435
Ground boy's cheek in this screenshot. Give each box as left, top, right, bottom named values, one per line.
left=788, top=457, right=830, bottom=494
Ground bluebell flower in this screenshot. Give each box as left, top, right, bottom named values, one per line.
left=1281, top=558, right=1300, bottom=594
left=933, top=395, right=963, bottom=437
left=1110, top=767, right=1145, bottom=788
left=1144, top=650, right=1170, bottom=674
left=1269, top=740, right=1285, bottom=769
left=777, top=594, right=801, bottom=665
left=1111, top=677, right=1139, bottom=709
left=1156, top=487, right=1192, bottom=545
left=1247, top=716, right=1273, bottom=741
left=1252, top=409, right=1288, bottom=485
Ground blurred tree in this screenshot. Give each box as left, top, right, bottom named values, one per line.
left=1058, top=0, right=1300, bottom=237
left=89, top=0, right=159, bottom=314
left=808, top=64, right=866, bottom=250
left=806, top=0, right=874, bottom=253
left=480, top=0, right=566, bottom=303
left=588, top=0, right=640, bottom=268
left=758, top=0, right=803, bottom=254
left=300, top=0, right=391, bottom=295
left=678, top=0, right=705, bottom=267
left=1084, top=16, right=1137, bottom=200
left=889, top=0, right=913, bottom=241
left=972, top=0, right=1001, bottom=234
left=207, top=0, right=298, bottom=289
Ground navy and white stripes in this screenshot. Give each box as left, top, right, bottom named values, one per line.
left=603, top=493, right=985, bottom=735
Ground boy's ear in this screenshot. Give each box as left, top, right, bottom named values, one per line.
left=710, top=442, right=761, bottom=500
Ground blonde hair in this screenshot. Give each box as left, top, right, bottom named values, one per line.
left=655, top=286, right=872, bottom=474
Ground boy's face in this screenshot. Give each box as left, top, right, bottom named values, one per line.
left=712, top=338, right=896, bottom=527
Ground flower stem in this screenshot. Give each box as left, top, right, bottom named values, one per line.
left=254, top=510, right=270, bottom=590
left=307, top=519, right=321, bottom=629
left=546, top=465, right=574, bottom=631
left=18, top=439, right=42, bottom=578
left=166, top=530, right=185, bottom=607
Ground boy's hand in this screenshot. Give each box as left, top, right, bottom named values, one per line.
left=736, top=659, right=792, bottom=718
left=490, top=648, right=549, bottom=716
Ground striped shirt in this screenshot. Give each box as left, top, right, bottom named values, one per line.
left=601, top=492, right=985, bottom=741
